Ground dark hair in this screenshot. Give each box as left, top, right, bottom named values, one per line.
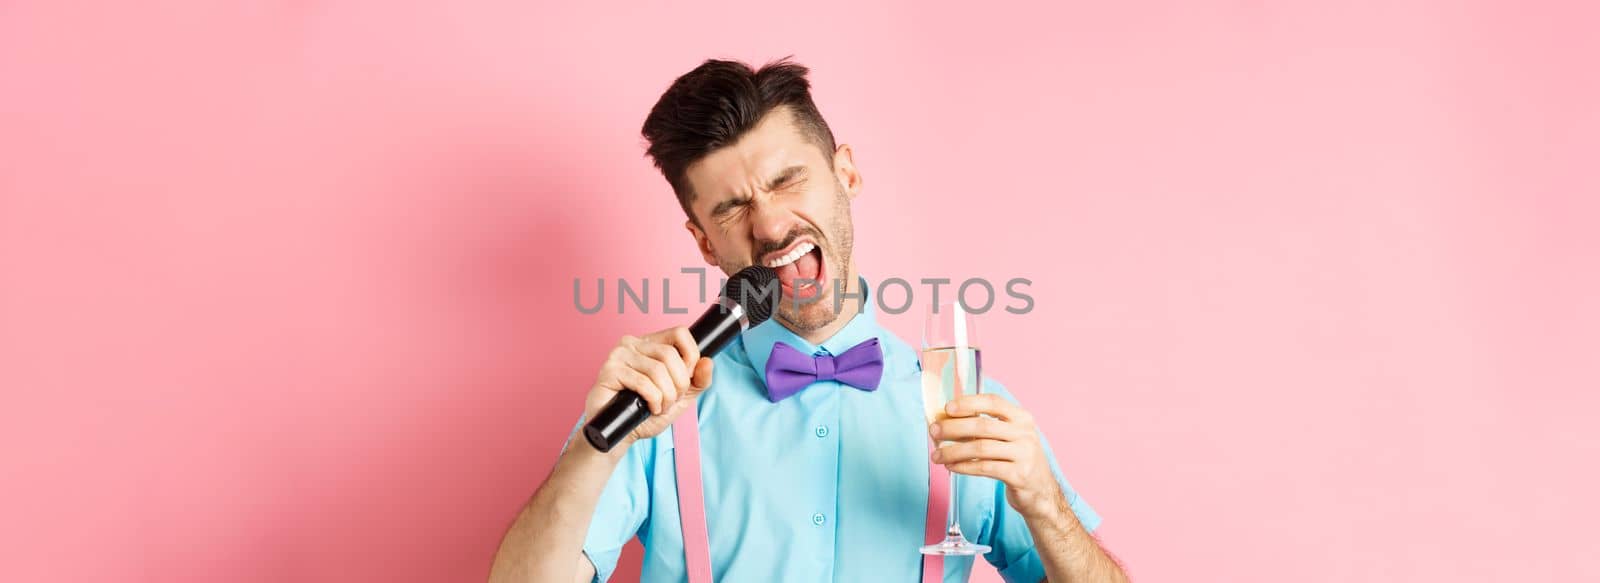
left=641, top=57, right=838, bottom=222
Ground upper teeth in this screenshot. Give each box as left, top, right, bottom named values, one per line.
left=766, top=242, right=815, bottom=268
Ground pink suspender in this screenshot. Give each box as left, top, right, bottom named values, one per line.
left=671, top=409, right=948, bottom=583
left=923, top=444, right=950, bottom=583
left=671, top=411, right=714, bottom=583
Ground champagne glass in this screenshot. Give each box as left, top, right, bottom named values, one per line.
left=919, top=301, right=991, bottom=556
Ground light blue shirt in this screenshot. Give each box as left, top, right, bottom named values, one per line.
left=577, top=281, right=1100, bottom=582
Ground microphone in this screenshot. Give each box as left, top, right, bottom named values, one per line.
left=582, top=265, right=778, bottom=453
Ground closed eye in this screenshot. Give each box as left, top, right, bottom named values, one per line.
left=711, top=196, right=751, bottom=223
left=709, top=166, right=808, bottom=224
left=765, top=166, right=808, bottom=193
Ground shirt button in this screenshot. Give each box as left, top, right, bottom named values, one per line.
left=811, top=513, right=826, bottom=526
left=814, top=425, right=829, bottom=438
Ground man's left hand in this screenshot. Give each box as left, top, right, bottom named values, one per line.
left=930, top=394, right=1063, bottom=518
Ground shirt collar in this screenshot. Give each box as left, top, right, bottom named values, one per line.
left=742, top=276, right=882, bottom=379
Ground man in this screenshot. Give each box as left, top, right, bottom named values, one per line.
left=489, top=58, right=1127, bottom=583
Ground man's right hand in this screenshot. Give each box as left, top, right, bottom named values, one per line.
left=491, top=326, right=713, bottom=583
left=582, top=326, right=715, bottom=451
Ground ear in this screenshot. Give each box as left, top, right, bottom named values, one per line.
left=833, top=144, right=862, bottom=200
left=685, top=219, right=719, bottom=266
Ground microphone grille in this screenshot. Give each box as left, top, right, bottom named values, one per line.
left=723, top=265, right=779, bottom=327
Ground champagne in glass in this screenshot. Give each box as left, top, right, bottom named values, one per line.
left=921, top=345, right=981, bottom=429
left=920, top=301, right=992, bottom=556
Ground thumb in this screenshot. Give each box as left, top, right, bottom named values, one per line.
left=688, top=357, right=715, bottom=393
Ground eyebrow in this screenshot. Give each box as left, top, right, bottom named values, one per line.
left=763, top=165, right=808, bottom=191
left=709, top=165, right=809, bottom=218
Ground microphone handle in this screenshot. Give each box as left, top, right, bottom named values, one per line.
left=581, top=303, right=745, bottom=453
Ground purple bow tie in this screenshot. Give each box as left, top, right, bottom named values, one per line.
left=764, top=339, right=885, bottom=403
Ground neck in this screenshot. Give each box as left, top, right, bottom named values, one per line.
left=781, top=270, right=863, bottom=346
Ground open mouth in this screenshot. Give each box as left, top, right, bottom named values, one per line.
left=764, top=241, right=826, bottom=303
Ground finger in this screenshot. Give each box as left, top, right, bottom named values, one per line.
left=648, top=326, right=701, bottom=365
left=613, top=366, right=664, bottom=414
left=943, top=459, right=1017, bottom=483
left=945, top=393, right=1030, bottom=423
left=689, top=357, right=715, bottom=391
left=620, top=348, right=676, bottom=412
left=637, top=341, right=691, bottom=393
left=932, top=415, right=1028, bottom=442
left=932, top=439, right=1020, bottom=464
left=595, top=345, right=633, bottom=391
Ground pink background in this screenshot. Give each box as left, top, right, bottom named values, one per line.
left=2, top=2, right=1597, bottom=581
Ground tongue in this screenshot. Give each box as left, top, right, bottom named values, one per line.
left=776, top=262, right=800, bottom=289
left=775, top=249, right=822, bottom=291
left=794, top=249, right=820, bottom=282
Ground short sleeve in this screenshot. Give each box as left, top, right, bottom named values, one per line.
left=562, top=418, right=653, bottom=583
left=976, top=380, right=1102, bottom=583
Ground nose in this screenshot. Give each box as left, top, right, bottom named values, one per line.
left=747, top=197, right=794, bottom=249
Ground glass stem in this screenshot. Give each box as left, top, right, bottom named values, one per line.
left=946, top=471, right=962, bottom=537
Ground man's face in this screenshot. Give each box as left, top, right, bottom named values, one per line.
left=683, top=107, right=862, bottom=333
